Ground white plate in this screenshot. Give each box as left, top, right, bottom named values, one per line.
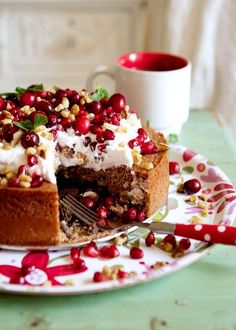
left=0, top=144, right=235, bottom=295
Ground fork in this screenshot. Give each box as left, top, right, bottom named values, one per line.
left=61, top=194, right=236, bottom=246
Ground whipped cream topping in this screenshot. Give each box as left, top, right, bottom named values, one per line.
left=0, top=112, right=144, bottom=185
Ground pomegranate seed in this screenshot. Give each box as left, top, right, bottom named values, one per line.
left=47, top=114, right=58, bottom=127
left=138, top=128, right=147, bottom=139
left=110, top=113, right=121, bottom=126
left=97, top=144, right=107, bottom=153
left=17, top=165, right=29, bottom=176
left=92, top=114, right=102, bottom=125
left=109, top=93, right=126, bottom=112
left=96, top=131, right=105, bottom=143
left=36, top=100, right=53, bottom=114
left=4, top=100, right=15, bottom=110
left=169, top=161, right=180, bottom=175
left=183, top=179, right=201, bottom=194
left=69, top=91, right=80, bottom=105
left=65, top=88, right=72, bottom=97
left=97, top=218, right=108, bottom=228
left=60, top=118, right=71, bottom=129
left=70, top=247, right=80, bottom=260
left=163, top=234, right=176, bottom=247
left=56, top=89, right=68, bottom=101
left=100, top=97, right=108, bottom=106
left=87, top=101, right=102, bottom=114
left=128, top=137, right=142, bottom=149
left=20, top=91, right=36, bottom=107
left=83, top=136, right=91, bottom=147
left=21, top=131, right=40, bottom=149
left=73, top=258, right=85, bottom=269
left=8, top=177, right=20, bottom=187
left=118, top=270, right=129, bottom=279
left=105, top=197, right=113, bottom=208
left=31, top=175, right=44, bottom=187
left=73, top=116, right=91, bottom=135
left=127, top=207, right=137, bottom=221
left=107, top=245, right=120, bottom=258
left=93, top=272, right=108, bottom=283
left=90, top=141, right=97, bottom=151
left=141, top=141, right=158, bottom=155
left=78, top=110, right=88, bottom=117
left=29, top=111, right=47, bottom=123
left=81, top=196, right=96, bottom=209
left=103, top=129, right=115, bottom=141
left=27, top=155, right=38, bottom=167
left=135, top=211, right=145, bottom=222
left=83, top=242, right=99, bottom=258
left=130, top=247, right=144, bottom=259
left=179, top=238, right=191, bottom=250
left=0, top=97, right=4, bottom=109
left=90, top=125, right=103, bottom=135
left=145, top=231, right=155, bottom=247
left=96, top=205, right=109, bottom=219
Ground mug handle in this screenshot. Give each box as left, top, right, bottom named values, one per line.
left=86, top=65, right=117, bottom=90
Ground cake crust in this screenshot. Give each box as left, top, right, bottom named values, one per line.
left=0, top=182, right=60, bottom=246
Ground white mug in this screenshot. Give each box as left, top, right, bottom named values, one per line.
left=87, top=52, right=191, bottom=136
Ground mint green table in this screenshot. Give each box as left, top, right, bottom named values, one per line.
left=1, top=110, right=236, bottom=330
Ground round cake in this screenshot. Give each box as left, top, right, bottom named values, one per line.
left=0, top=85, right=169, bottom=246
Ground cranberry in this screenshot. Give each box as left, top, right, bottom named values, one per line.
left=37, top=90, right=48, bottom=99
left=78, top=109, right=88, bottom=117
left=93, top=272, right=108, bottom=283
left=0, top=97, right=4, bottom=109
left=47, top=114, right=58, bottom=127
left=90, top=125, right=103, bottom=135
left=56, top=89, right=68, bottom=101
left=21, top=131, right=40, bottom=149
left=138, top=128, right=147, bottom=139
left=118, top=270, right=129, bottom=279
left=179, top=238, right=191, bottom=250
left=145, top=231, right=155, bottom=247
left=103, top=129, right=115, bottom=141
left=65, top=88, right=72, bottom=97
left=83, top=242, right=99, bottom=258
left=20, top=91, right=36, bottom=107
left=36, top=100, right=53, bottom=114
left=29, top=111, right=47, bottom=123
left=70, top=247, right=80, bottom=260
left=60, top=118, right=71, bottom=129
left=141, top=141, right=158, bottom=155
left=105, top=197, right=113, bottom=208
left=109, top=93, right=126, bottom=112
left=73, top=116, right=90, bottom=135
left=87, top=101, right=102, bottom=114
left=163, top=234, right=176, bottom=247
left=169, top=161, right=180, bottom=175
left=69, top=91, right=80, bottom=105
left=100, top=97, right=108, bottom=106
left=8, top=177, right=20, bottom=187
left=130, top=247, right=144, bottom=259
left=27, top=155, right=38, bottom=167
left=81, top=196, right=96, bottom=209
left=17, top=165, right=29, bottom=176
left=127, top=207, right=137, bottom=221
left=183, top=178, right=201, bottom=194
left=136, top=211, right=145, bottom=222
left=96, top=205, right=109, bottom=219
left=83, top=136, right=91, bottom=147
left=31, top=175, right=44, bottom=187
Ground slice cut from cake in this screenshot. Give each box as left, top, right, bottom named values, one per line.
left=0, top=85, right=169, bottom=246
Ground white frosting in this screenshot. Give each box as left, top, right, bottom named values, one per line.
left=0, top=113, right=144, bottom=184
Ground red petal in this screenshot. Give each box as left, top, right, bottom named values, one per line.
left=22, top=252, right=49, bottom=269
left=214, top=183, right=234, bottom=191
left=0, top=265, right=21, bottom=278
left=46, top=264, right=87, bottom=277
left=208, top=190, right=235, bottom=202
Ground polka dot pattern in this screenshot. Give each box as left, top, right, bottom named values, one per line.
left=217, top=226, right=226, bottom=233
left=204, top=234, right=211, bottom=241
left=194, top=225, right=202, bottom=231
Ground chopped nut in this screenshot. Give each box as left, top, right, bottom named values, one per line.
left=25, top=147, right=37, bottom=156
left=0, top=166, right=10, bottom=175
left=177, top=183, right=184, bottom=193
left=113, top=234, right=128, bottom=245
left=0, top=177, right=8, bottom=187
left=6, top=171, right=15, bottom=180
left=84, top=95, right=92, bottom=103
left=54, top=104, right=64, bottom=112
left=71, top=104, right=80, bottom=115
left=157, top=142, right=169, bottom=151
left=117, top=126, right=128, bottom=133
left=62, top=97, right=69, bottom=109
left=141, top=162, right=154, bottom=170
left=197, top=201, right=208, bottom=209
left=19, top=181, right=31, bottom=188
left=125, top=105, right=130, bottom=112
left=60, top=110, right=70, bottom=118
left=2, top=119, right=12, bottom=125
left=80, top=98, right=85, bottom=105
left=200, top=194, right=209, bottom=201
left=68, top=114, right=76, bottom=121
left=18, top=174, right=32, bottom=183
left=172, top=248, right=184, bottom=258
left=6, top=103, right=12, bottom=110
left=102, top=266, right=112, bottom=277
left=189, top=195, right=198, bottom=203
left=163, top=242, right=174, bottom=252
left=189, top=215, right=202, bottom=224
left=200, top=208, right=208, bottom=217
left=35, top=125, right=46, bottom=133
left=10, top=131, right=23, bottom=147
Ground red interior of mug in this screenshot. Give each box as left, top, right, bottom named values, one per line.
left=117, top=52, right=188, bottom=71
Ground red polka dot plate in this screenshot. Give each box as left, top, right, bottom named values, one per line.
left=0, top=144, right=235, bottom=295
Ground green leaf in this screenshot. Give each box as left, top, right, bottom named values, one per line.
left=33, top=113, right=48, bottom=129
left=13, top=120, right=33, bottom=131
left=90, top=87, right=109, bottom=101
left=168, top=134, right=178, bottom=144
left=27, top=84, right=44, bottom=92
left=15, top=87, right=26, bottom=96
left=0, top=92, right=17, bottom=98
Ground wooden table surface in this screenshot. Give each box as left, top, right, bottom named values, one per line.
left=0, top=110, right=236, bottom=330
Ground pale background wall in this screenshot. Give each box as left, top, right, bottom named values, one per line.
left=0, top=0, right=235, bottom=140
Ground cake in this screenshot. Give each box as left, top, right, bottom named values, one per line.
left=0, top=85, right=169, bottom=246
